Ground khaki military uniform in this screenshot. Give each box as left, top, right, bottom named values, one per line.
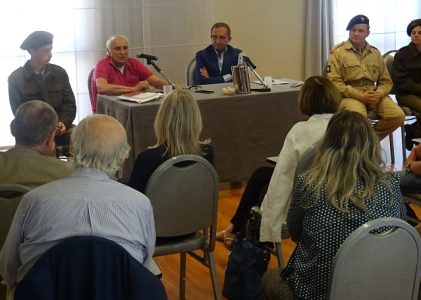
left=327, top=40, right=404, bottom=140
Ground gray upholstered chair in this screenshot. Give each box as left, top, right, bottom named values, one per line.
left=328, top=217, right=421, bottom=300
left=145, top=155, right=220, bottom=300
left=185, top=58, right=196, bottom=86
left=0, top=183, right=31, bottom=248
left=0, top=183, right=31, bottom=300
left=87, top=67, right=95, bottom=112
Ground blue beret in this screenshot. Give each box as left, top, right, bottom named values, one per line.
left=346, top=15, right=369, bottom=30
left=407, top=19, right=421, bottom=36
left=20, top=31, right=53, bottom=50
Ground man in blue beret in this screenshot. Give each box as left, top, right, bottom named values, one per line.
left=326, top=15, right=404, bottom=140
left=8, top=31, right=76, bottom=156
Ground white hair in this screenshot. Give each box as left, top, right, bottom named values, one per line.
left=106, top=35, right=128, bottom=52
left=71, top=115, right=130, bottom=175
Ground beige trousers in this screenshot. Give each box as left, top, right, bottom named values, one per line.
left=339, top=95, right=405, bottom=140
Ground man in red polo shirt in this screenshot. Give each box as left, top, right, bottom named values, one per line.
left=91, top=35, right=167, bottom=113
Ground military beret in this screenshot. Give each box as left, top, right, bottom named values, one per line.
left=407, top=19, right=421, bottom=36
left=346, top=15, right=369, bottom=30
left=20, top=31, right=53, bottom=50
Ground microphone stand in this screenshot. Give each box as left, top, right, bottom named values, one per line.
left=145, top=59, right=176, bottom=88
left=244, top=61, right=270, bottom=91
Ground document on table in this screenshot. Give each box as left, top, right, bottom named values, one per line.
left=253, top=79, right=289, bottom=85
left=118, top=92, right=163, bottom=103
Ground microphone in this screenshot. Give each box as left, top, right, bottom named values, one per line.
left=243, top=56, right=256, bottom=69
left=136, top=52, right=158, bottom=61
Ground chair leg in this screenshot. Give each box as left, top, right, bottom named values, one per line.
left=206, top=251, right=221, bottom=300
left=401, top=125, right=407, bottom=161
left=180, top=252, right=187, bottom=299
left=389, top=133, right=395, bottom=164
left=275, top=242, right=283, bottom=269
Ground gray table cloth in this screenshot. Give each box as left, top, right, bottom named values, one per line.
left=97, top=80, right=305, bottom=181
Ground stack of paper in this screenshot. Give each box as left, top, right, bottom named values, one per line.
left=118, top=92, right=163, bottom=103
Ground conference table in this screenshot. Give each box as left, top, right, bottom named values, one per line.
left=97, top=79, right=306, bottom=181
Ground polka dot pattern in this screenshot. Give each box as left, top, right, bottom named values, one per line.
left=282, top=172, right=406, bottom=299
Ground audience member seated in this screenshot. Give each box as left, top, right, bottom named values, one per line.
left=8, top=31, right=76, bottom=153
left=128, top=89, right=213, bottom=193
left=0, top=100, right=72, bottom=188
left=0, top=114, right=156, bottom=296
left=393, top=19, right=421, bottom=150
left=401, top=144, right=421, bottom=193
left=326, top=14, right=404, bottom=140
left=216, top=76, right=341, bottom=245
left=261, top=110, right=406, bottom=300
left=194, top=22, right=242, bottom=85
left=91, top=35, right=167, bottom=113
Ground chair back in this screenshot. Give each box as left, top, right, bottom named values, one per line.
left=0, top=184, right=31, bottom=248
left=14, top=236, right=167, bottom=300
left=185, top=58, right=196, bottom=86
left=328, top=217, right=421, bottom=300
left=145, top=155, right=219, bottom=243
left=383, top=50, right=397, bottom=94
left=88, top=67, right=95, bottom=110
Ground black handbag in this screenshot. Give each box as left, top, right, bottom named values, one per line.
left=222, top=207, right=271, bottom=300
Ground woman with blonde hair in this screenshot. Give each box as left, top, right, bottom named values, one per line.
left=128, top=89, right=213, bottom=193
left=262, top=110, right=406, bottom=300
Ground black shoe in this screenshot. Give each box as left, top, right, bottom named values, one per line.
left=405, top=124, right=414, bottom=151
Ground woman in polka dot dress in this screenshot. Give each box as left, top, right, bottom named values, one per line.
left=262, top=110, right=406, bottom=300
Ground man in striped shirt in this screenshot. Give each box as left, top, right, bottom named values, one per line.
left=0, top=115, right=156, bottom=292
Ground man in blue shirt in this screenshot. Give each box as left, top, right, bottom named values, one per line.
left=194, top=22, right=242, bottom=85
left=0, top=115, right=156, bottom=293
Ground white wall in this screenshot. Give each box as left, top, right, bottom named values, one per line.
left=215, top=0, right=306, bottom=80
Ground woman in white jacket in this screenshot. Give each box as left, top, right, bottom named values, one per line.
left=217, top=75, right=341, bottom=245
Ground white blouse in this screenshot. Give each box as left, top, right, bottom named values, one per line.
left=259, top=113, right=333, bottom=242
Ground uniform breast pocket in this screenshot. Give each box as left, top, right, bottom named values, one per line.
left=343, top=60, right=362, bottom=81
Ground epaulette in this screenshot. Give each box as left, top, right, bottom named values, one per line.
left=329, top=42, right=345, bottom=54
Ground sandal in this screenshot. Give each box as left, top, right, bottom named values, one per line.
left=216, top=224, right=234, bottom=242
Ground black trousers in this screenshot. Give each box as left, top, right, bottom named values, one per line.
left=230, top=166, right=274, bottom=234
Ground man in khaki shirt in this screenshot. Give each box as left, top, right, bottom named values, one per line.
left=327, top=14, right=404, bottom=140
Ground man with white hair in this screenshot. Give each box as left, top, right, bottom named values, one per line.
left=91, top=35, right=167, bottom=112
left=0, top=114, right=156, bottom=291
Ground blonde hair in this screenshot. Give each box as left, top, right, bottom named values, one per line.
left=71, top=115, right=130, bottom=175
left=304, top=110, right=389, bottom=212
left=299, top=76, right=341, bottom=116
left=153, top=89, right=209, bottom=157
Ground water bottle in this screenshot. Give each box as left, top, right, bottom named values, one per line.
left=232, top=53, right=251, bottom=94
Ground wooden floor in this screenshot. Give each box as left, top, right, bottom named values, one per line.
left=155, top=127, right=420, bottom=300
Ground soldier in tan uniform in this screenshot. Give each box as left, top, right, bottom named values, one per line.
left=327, top=14, right=404, bottom=140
